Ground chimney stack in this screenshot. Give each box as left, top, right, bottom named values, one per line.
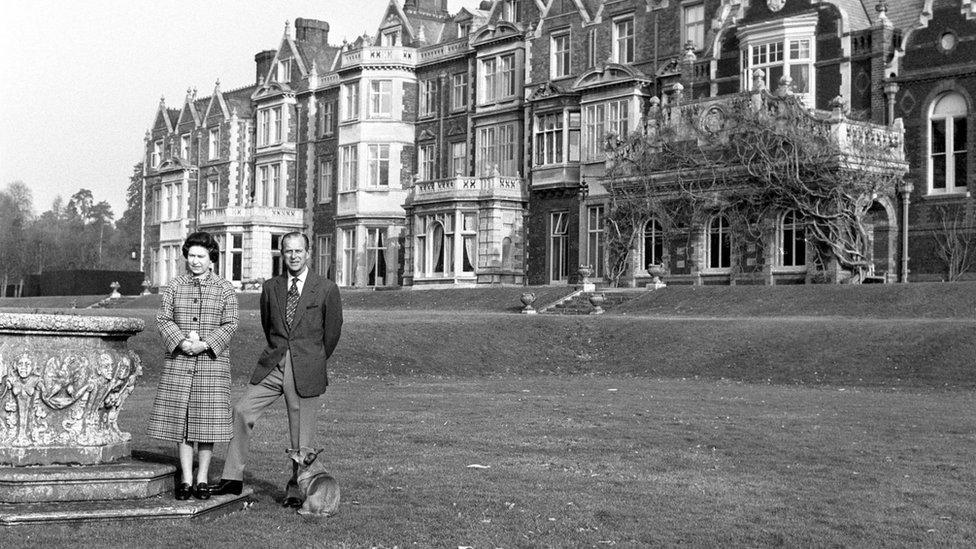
left=295, top=18, right=330, bottom=46
left=254, top=50, right=276, bottom=85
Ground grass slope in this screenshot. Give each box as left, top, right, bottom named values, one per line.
left=613, top=282, right=976, bottom=319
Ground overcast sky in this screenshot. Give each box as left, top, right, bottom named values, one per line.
left=0, top=0, right=481, bottom=219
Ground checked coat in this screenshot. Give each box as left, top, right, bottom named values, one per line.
left=147, top=271, right=238, bottom=443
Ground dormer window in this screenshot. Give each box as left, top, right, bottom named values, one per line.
left=151, top=140, right=162, bottom=168
left=382, top=29, right=400, bottom=46
left=277, top=59, right=292, bottom=83
left=502, top=0, right=519, bottom=23
left=458, top=22, right=470, bottom=37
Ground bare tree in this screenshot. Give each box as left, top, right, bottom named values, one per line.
left=933, top=205, right=976, bottom=281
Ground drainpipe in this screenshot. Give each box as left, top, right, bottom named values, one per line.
left=899, top=180, right=913, bottom=283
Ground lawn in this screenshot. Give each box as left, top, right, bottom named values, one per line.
left=2, top=285, right=976, bottom=546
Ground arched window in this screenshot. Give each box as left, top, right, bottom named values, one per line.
left=643, top=218, right=664, bottom=268
left=707, top=215, right=731, bottom=269
left=780, top=210, right=806, bottom=267
left=929, top=92, right=969, bottom=194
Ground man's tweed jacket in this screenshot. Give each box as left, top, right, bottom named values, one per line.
left=254, top=271, right=342, bottom=397
left=147, top=272, right=239, bottom=443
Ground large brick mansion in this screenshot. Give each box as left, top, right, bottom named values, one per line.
left=141, top=0, right=975, bottom=288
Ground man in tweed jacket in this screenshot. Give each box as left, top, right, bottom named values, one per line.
left=214, top=232, right=343, bottom=506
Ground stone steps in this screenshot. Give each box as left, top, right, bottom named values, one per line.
left=544, top=290, right=644, bottom=315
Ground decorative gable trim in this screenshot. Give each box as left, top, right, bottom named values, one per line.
left=157, top=156, right=192, bottom=174
left=573, top=64, right=650, bottom=90
left=471, top=21, right=523, bottom=46
left=251, top=81, right=296, bottom=101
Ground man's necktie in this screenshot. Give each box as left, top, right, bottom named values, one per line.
left=286, top=277, right=299, bottom=329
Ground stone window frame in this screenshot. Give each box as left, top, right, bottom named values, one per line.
left=927, top=91, right=970, bottom=196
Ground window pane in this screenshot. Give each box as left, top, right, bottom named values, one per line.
left=932, top=119, right=947, bottom=153
left=790, top=65, right=809, bottom=93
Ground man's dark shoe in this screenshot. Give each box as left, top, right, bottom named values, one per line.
left=283, top=478, right=303, bottom=508
left=210, top=479, right=243, bottom=496
left=193, top=482, right=212, bottom=500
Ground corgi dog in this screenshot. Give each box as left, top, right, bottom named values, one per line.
left=286, top=448, right=340, bottom=517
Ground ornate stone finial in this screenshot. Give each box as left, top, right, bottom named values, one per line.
left=648, top=96, right=661, bottom=109
left=159, top=95, right=166, bottom=105
left=752, top=69, right=766, bottom=92
left=828, top=95, right=848, bottom=120
left=214, top=78, right=221, bottom=89
left=670, top=82, right=685, bottom=103
left=284, top=20, right=291, bottom=38
left=776, top=75, right=794, bottom=96
left=683, top=40, right=697, bottom=63
left=875, top=0, right=888, bottom=16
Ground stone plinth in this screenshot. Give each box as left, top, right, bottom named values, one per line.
left=0, top=313, right=144, bottom=467
left=0, top=489, right=254, bottom=525
left=0, top=459, right=175, bottom=503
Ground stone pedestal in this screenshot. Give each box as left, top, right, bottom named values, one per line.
left=0, top=313, right=250, bottom=524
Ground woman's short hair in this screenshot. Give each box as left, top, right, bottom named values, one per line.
left=182, top=231, right=220, bottom=263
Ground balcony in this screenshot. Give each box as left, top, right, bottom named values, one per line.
left=407, top=175, right=527, bottom=206
left=655, top=90, right=906, bottom=165
left=198, top=205, right=305, bottom=228
left=340, top=46, right=416, bottom=70
left=418, top=39, right=469, bottom=64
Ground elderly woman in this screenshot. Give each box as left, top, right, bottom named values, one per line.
left=147, top=231, right=238, bottom=500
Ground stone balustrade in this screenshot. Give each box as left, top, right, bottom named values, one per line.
left=408, top=175, right=527, bottom=205
left=199, top=205, right=305, bottom=227
left=341, top=46, right=416, bottom=69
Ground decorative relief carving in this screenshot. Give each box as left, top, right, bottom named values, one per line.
left=0, top=314, right=143, bottom=460
left=0, top=341, right=142, bottom=449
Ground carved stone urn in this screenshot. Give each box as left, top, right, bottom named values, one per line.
left=520, top=292, right=537, bottom=314
left=0, top=312, right=144, bottom=466
left=588, top=293, right=606, bottom=315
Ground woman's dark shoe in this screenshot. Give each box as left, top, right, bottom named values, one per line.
left=175, top=482, right=192, bottom=500
left=210, top=478, right=243, bottom=496
left=193, top=482, right=212, bottom=500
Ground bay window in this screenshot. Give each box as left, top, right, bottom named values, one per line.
left=369, top=80, right=392, bottom=117
left=476, top=123, right=517, bottom=176
left=583, top=99, right=631, bottom=161
left=342, top=82, right=359, bottom=121
left=367, top=144, right=391, bottom=187
left=340, top=145, right=358, bottom=191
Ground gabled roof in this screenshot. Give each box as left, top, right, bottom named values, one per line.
left=377, top=0, right=417, bottom=44
left=152, top=98, right=174, bottom=134
left=176, top=89, right=202, bottom=128
left=203, top=80, right=231, bottom=121
left=265, top=26, right=310, bottom=86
